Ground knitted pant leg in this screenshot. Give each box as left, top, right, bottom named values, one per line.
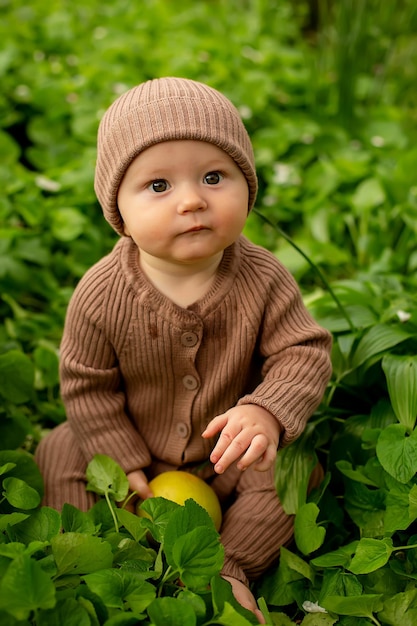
left=219, top=465, right=294, bottom=586
left=34, top=421, right=96, bottom=512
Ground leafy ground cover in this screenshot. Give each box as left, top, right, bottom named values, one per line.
left=1, top=0, right=417, bottom=623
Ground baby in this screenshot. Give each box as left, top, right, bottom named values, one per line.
left=35, top=77, right=332, bottom=622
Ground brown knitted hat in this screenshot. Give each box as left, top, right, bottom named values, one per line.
left=94, top=77, right=258, bottom=235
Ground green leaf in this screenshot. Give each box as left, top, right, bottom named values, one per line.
left=213, top=601, right=256, bottom=625
left=51, top=207, right=88, bottom=241
left=311, top=542, right=358, bottom=569
left=335, top=460, right=378, bottom=487
left=0, top=451, right=44, bottom=498
left=10, top=507, right=61, bottom=543
left=382, top=354, right=417, bottom=431
left=294, top=503, right=326, bottom=555
left=321, top=594, right=383, bottom=619
left=163, top=498, right=218, bottom=564
left=116, top=507, right=148, bottom=542
left=139, top=496, right=180, bottom=544
left=36, top=597, right=91, bottom=626
left=349, top=537, right=393, bottom=574
left=351, top=324, right=412, bottom=370
left=83, top=569, right=155, bottom=613
left=258, top=546, right=314, bottom=606
left=61, top=503, right=98, bottom=534
left=378, top=588, right=417, bottom=626
left=147, top=596, right=197, bottom=626
left=351, top=177, right=385, bottom=213
left=0, top=553, right=56, bottom=620
left=2, top=477, right=41, bottom=510
left=85, top=454, right=129, bottom=502
left=51, top=532, right=113, bottom=576
left=0, top=512, right=30, bottom=532
left=170, top=526, right=224, bottom=590
left=275, top=424, right=318, bottom=514
left=0, top=350, right=34, bottom=404
left=376, top=424, right=417, bottom=483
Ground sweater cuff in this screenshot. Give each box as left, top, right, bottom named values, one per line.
left=221, top=555, right=249, bottom=587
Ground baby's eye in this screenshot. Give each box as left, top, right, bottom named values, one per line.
left=149, top=179, right=169, bottom=193
left=204, top=171, right=223, bottom=185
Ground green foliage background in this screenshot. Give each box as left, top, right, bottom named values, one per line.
left=2, top=0, right=417, bottom=624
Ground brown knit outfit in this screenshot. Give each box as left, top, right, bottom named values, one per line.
left=35, top=77, right=332, bottom=586
left=36, top=235, right=332, bottom=584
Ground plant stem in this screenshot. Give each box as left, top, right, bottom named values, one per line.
left=105, top=492, right=119, bottom=533
left=253, top=209, right=357, bottom=333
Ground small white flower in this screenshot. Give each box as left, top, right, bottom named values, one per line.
left=371, top=135, right=385, bottom=147
left=35, top=176, right=61, bottom=193
left=397, top=310, right=411, bottom=323
left=302, top=600, right=327, bottom=613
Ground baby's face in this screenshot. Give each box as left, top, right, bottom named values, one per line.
left=116, top=140, right=249, bottom=269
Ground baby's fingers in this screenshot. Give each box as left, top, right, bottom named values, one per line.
left=251, top=441, right=277, bottom=472
left=201, top=414, right=228, bottom=438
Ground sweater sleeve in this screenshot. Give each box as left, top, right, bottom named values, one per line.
left=237, top=246, right=332, bottom=447
left=59, top=255, right=152, bottom=474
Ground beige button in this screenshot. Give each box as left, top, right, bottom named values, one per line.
left=182, top=374, right=198, bottom=390
left=176, top=422, right=190, bottom=438
left=181, top=331, right=199, bottom=347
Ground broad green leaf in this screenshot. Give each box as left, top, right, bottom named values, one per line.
left=2, top=477, right=41, bottom=510
left=36, top=597, right=91, bottom=626
left=343, top=481, right=385, bottom=537
left=116, top=507, right=148, bottom=542
left=10, top=507, right=61, bottom=543
left=163, top=498, right=218, bottom=564
left=382, top=354, right=417, bottom=431
left=322, top=594, right=383, bottom=619
left=147, top=596, right=197, bottom=626
left=409, top=484, right=417, bottom=521
left=0, top=553, right=56, bottom=620
left=0, top=451, right=44, bottom=498
left=176, top=590, right=207, bottom=621
left=83, top=569, right=155, bottom=613
left=51, top=207, right=88, bottom=241
left=335, top=460, right=378, bottom=487
left=0, top=462, right=16, bottom=475
left=351, top=177, right=385, bottom=213
left=376, top=424, right=417, bottom=483
left=170, top=526, right=224, bottom=590
left=294, top=503, right=326, bottom=555
left=319, top=568, right=363, bottom=601
left=0, top=350, right=34, bottom=404
left=0, top=512, right=29, bottom=531
left=378, top=588, right=417, bottom=626
left=0, top=541, right=47, bottom=559
left=113, top=537, right=155, bottom=568
left=275, top=424, right=318, bottom=514
left=351, top=324, right=411, bottom=370
left=51, top=532, right=113, bottom=576
left=349, top=537, right=393, bottom=574
left=384, top=490, right=417, bottom=533
left=139, top=496, right=180, bottom=544
left=311, top=541, right=358, bottom=569
left=61, top=503, right=98, bottom=534
left=302, top=614, right=337, bottom=625
left=86, top=454, right=129, bottom=502
left=212, top=601, right=256, bottom=625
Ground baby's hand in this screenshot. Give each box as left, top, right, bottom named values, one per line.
left=124, top=469, right=154, bottom=512
left=202, top=404, right=281, bottom=475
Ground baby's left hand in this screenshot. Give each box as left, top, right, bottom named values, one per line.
left=202, top=404, right=281, bottom=475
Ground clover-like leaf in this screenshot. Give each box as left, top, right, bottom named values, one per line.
left=86, top=454, right=129, bottom=502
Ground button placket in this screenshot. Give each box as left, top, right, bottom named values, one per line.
left=181, top=331, right=199, bottom=347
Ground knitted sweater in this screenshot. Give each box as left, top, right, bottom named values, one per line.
left=60, top=234, right=332, bottom=475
